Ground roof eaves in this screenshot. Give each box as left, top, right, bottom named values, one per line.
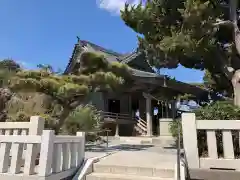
left=166, top=78, right=208, bottom=96
left=64, top=43, right=79, bottom=74
left=120, top=51, right=155, bottom=73
left=133, top=74, right=208, bottom=96
left=120, top=51, right=140, bottom=64
left=131, top=68, right=163, bottom=78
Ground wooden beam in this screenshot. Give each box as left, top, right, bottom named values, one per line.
left=136, top=77, right=206, bottom=96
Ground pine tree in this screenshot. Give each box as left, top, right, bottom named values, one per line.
left=121, top=0, right=240, bottom=106
left=1, top=52, right=131, bottom=131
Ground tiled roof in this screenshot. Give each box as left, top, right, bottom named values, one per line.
left=64, top=39, right=145, bottom=73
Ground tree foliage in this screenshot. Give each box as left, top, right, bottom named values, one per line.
left=0, top=59, right=20, bottom=72
left=0, top=52, right=131, bottom=132
left=5, top=92, right=59, bottom=129
left=121, top=0, right=240, bottom=98
left=194, top=100, right=240, bottom=119
left=63, top=104, right=102, bottom=135
left=203, top=70, right=232, bottom=96
left=0, top=59, right=22, bottom=121
left=8, top=52, right=130, bottom=108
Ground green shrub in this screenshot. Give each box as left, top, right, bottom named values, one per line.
left=169, top=118, right=183, bottom=147
left=194, top=100, right=240, bottom=120
left=63, top=104, right=102, bottom=136
left=169, top=118, right=182, bottom=140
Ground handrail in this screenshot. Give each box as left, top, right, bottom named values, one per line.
left=102, top=112, right=132, bottom=119
left=137, top=120, right=147, bottom=129
left=134, top=116, right=147, bottom=134
left=101, top=111, right=135, bottom=125
left=174, top=157, right=186, bottom=180
left=104, top=115, right=132, bottom=120
left=138, top=121, right=147, bottom=130
left=136, top=123, right=147, bottom=133
left=138, top=117, right=147, bottom=126
left=104, top=116, right=132, bottom=120
left=102, top=111, right=132, bottom=117
left=101, top=112, right=148, bottom=134
left=176, top=118, right=181, bottom=180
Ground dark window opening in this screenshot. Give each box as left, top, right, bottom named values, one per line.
left=108, top=99, right=120, bottom=113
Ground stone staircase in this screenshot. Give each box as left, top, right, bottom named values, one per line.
left=86, top=164, right=174, bottom=180
left=85, top=151, right=175, bottom=180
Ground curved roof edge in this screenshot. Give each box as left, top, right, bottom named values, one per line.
left=64, top=38, right=153, bottom=74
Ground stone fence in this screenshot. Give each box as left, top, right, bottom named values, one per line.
left=182, top=113, right=240, bottom=171
left=0, top=116, right=85, bottom=180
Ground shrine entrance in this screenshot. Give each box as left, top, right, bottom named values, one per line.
left=108, top=99, right=120, bottom=113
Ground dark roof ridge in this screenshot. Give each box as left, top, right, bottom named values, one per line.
left=77, top=38, right=145, bottom=64
left=79, top=40, right=123, bottom=57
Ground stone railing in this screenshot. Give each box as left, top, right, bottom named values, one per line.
left=182, top=113, right=240, bottom=171
left=0, top=116, right=44, bottom=161
left=0, top=116, right=44, bottom=136
left=0, top=117, right=85, bottom=180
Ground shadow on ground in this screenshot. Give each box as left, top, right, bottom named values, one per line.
left=85, top=143, right=154, bottom=152
left=163, top=146, right=177, bottom=149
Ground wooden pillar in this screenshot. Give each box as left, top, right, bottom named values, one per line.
left=139, top=98, right=146, bottom=120
left=129, top=95, right=132, bottom=115
left=115, top=124, right=119, bottom=137
left=146, top=97, right=152, bottom=136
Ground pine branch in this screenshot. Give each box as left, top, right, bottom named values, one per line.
left=213, top=19, right=232, bottom=26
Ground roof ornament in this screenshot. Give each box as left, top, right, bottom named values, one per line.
left=76, top=36, right=81, bottom=44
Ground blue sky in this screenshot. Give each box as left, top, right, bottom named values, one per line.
left=0, top=0, right=203, bottom=82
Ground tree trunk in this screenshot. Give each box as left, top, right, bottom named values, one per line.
left=56, top=101, right=82, bottom=133
left=55, top=107, right=72, bottom=134
left=232, top=70, right=240, bottom=106
left=229, top=0, right=240, bottom=106
left=0, top=88, right=13, bottom=121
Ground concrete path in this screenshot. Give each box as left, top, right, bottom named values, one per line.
left=85, top=139, right=177, bottom=169
left=96, top=150, right=176, bottom=169
left=85, top=141, right=177, bottom=180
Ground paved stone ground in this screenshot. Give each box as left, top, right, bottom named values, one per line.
left=96, top=151, right=176, bottom=169
left=85, top=138, right=177, bottom=169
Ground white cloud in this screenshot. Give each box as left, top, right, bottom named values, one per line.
left=96, top=0, right=141, bottom=14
